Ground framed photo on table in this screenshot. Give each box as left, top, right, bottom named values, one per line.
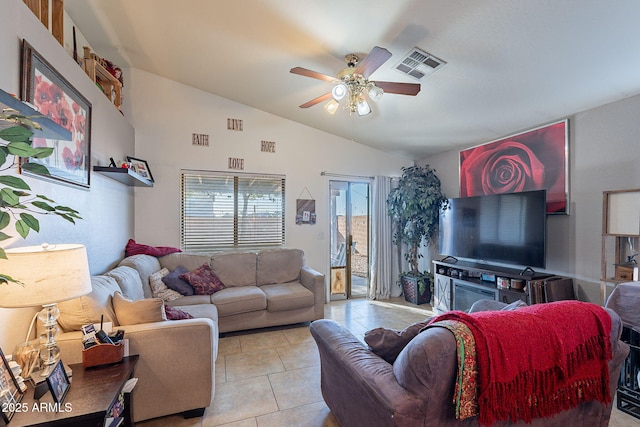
left=0, top=347, right=24, bottom=423
left=21, top=39, right=92, bottom=188
left=46, top=360, right=70, bottom=404
left=126, top=156, right=154, bottom=182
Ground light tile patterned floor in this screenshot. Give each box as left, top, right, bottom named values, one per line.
left=138, top=298, right=640, bottom=427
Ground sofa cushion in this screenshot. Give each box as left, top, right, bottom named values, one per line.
left=57, top=275, right=120, bottom=332
left=211, top=252, right=257, bottom=287
left=162, top=266, right=195, bottom=296
left=179, top=264, right=226, bottom=295
left=112, top=292, right=166, bottom=325
left=210, top=286, right=266, bottom=317
left=119, top=254, right=162, bottom=299
left=173, top=304, right=219, bottom=324
left=364, top=318, right=433, bottom=364
left=149, top=268, right=182, bottom=302
left=260, top=282, right=314, bottom=311
left=159, top=253, right=212, bottom=273
left=105, top=266, right=146, bottom=301
left=257, top=249, right=303, bottom=286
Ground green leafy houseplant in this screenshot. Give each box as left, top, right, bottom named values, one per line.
left=386, top=165, right=448, bottom=303
left=0, top=109, right=81, bottom=284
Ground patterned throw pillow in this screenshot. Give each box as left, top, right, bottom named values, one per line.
left=149, top=268, right=182, bottom=302
left=179, top=264, right=226, bottom=295
left=164, top=305, right=194, bottom=320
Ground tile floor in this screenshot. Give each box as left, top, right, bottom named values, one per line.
left=139, top=298, right=640, bottom=427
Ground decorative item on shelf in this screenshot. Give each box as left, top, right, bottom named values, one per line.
left=81, top=46, right=123, bottom=110
left=126, top=156, right=154, bottom=182
left=0, top=244, right=92, bottom=376
left=21, top=40, right=92, bottom=188
left=387, top=165, right=448, bottom=305
left=0, top=346, right=24, bottom=423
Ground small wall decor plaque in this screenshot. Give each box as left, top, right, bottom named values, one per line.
left=261, top=140, right=276, bottom=153
left=227, top=118, right=243, bottom=131
left=228, top=158, right=245, bottom=170
left=192, top=133, right=209, bottom=147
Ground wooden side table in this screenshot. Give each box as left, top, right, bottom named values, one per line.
left=10, top=355, right=138, bottom=427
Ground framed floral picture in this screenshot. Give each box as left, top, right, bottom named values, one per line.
left=459, top=120, right=568, bottom=214
left=21, top=39, right=92, bottom=188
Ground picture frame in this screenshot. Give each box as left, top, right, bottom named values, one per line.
left=21, top=39, right=92, bottom=188
left=126, top=156, right=154, bottom=182
left=295, top=199, right=316, bottom=225
left=45, top=360, right=70, bottom=404
left=0, top=347, right=24, bottom=423
left=459, top=119, right=569, bottom=215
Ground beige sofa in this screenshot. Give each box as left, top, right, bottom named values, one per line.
left=54, top=248, right=324, bottom=422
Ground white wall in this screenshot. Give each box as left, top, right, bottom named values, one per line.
left=0, top=0, right=135, bottom=351
left=127, top=69, right=411, bottom=277
left=424, top=93, right=640, bottom=303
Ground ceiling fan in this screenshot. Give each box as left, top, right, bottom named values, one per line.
left=290, top=46, right=421, bottom=116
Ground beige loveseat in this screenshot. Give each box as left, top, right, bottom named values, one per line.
left=54, top=248, right=324, bottom=422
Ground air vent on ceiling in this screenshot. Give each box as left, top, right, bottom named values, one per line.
left=395, top=47, right=445, bottom=81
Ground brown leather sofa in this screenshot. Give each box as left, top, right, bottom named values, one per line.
left=310, top=302, right=629, bottom=427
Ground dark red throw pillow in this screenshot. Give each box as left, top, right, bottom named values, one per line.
left=164, top=305, right=194, bottom=320
left=179, top=264, right=226, bottom=295
left=125, top=239, right=182, bottom=257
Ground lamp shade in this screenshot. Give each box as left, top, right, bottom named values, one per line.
left=0, top=244, right=91, bottom=308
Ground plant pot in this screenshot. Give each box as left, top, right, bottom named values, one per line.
left=401, top=275, right=432, bottom=305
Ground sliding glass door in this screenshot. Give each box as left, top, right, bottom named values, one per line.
left=329, top=180, right=370, bottom=300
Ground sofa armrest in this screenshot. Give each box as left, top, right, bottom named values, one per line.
left=310, top=319, right=427, bottom=427
left=57, top=318, right=217, bottom=423
left=301, top=265, right=325, bottom=320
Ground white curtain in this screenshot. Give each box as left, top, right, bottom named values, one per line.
left=369, top=176, right=401, bottom=299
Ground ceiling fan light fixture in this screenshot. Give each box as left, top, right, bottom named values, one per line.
left=331, top=83, right=347, bottom=100
left=367, top=83, right=383, bottom=102
left=325, top=99, right=340, bottom=114
left=357, top=98, right=371, bottom=116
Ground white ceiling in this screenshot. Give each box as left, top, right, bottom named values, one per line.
left=64, top=0, right=640, bottom=161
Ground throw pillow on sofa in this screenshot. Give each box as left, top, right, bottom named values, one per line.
left=149, top=268, right=182, bottom=301
left=112, top=292, right=167, bottom=325
left=165, top=305, right=194, bottom=320
left=162, top=265, right=194, bottom=296
left=364, top=318, right=433, bottom=364
left=179, top=264, right=226, bottom=295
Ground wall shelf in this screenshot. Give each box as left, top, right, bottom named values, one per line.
left=0, top=88, right=72, bottom=140
left=93, top=166, right=153, bottom=187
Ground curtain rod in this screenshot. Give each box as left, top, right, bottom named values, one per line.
left=320, top=172, right=374, bottom=180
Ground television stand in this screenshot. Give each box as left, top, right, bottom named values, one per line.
left=432, top=259, right=573, bottom=314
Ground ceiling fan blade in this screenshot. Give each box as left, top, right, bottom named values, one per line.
left=372, top=81, right=421, bottom=96
left=355, top=46, right=392, bottom=78
left=299, top=93, right=333, bottom=108
left=290, top=67, right=336, bottom=82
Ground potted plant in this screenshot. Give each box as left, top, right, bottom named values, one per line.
left=0, top=108, right=81, bottom=285
left=386, top=165, right=448, bottom=304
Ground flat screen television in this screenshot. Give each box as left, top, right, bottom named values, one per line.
left=439, top=190, right=547, bottom=268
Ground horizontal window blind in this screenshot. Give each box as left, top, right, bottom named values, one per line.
left=181, top=171, right=285, bottom=252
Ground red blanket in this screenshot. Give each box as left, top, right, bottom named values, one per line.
left=431, top=301, right=612, bottom=425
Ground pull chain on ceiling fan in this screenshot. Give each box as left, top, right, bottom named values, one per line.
left=290, top=46, right=421, bottom=116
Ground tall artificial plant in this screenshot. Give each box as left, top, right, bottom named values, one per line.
left=386, top=165, right=448, bottom=280
left=0, top=109, right=81, bottom=284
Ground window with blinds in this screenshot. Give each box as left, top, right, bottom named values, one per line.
left=181, top=171, right=285, bottom=252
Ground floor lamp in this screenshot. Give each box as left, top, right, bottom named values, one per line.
left=0, top=244, right=91, bottom=376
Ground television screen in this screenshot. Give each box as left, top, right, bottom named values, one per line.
left=439, top=190, right=547, bottom=268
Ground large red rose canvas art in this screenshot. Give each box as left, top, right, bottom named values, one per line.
left=460, top=120, right=568, bottom=214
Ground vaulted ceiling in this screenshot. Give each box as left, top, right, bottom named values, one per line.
left=65, top=0, right=640, bottom=160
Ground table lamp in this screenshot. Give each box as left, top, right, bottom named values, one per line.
left=0, top=243, right=91, bottom=375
